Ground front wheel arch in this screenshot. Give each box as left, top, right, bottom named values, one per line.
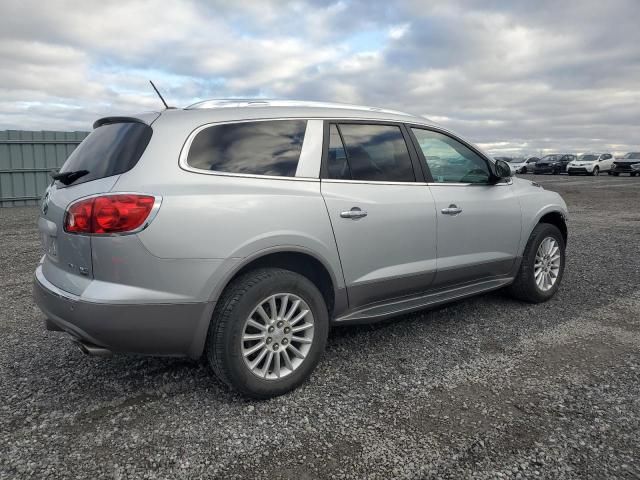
left=538, top=211, right=568, bottom=245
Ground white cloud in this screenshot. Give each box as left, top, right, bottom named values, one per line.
left=0, top=0, right=638, bottom=155
left=388, top=23, right=410, bottom=40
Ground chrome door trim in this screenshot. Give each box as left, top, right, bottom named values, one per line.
left=441, top=205, right=462, bottom=215
left=321, top=179, right=512, bottom=187
left=340, top=208, right=368, bottom=219
left=321, top=178, right=429, bottom=186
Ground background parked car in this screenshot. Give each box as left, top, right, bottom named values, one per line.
left=520, top=156, right=540, bottom=173
left=567, top=153, right=614, bottom=176
left=494, top=157, right=525, bottom=175
left=493, top=156, right=538, bottom=174
left=534, top=154, right=576, bottom=175
left=610, top=152, right=640, bottom=176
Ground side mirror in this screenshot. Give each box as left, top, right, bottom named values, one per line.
left=493, top=159, right=512, bottom=179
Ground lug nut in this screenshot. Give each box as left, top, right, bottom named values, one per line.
left=268, top=326, right=275, bottom=333
left=282, top=338, right=288, bottom=345
left=277, top=321, right=284, bottom=328
left=273, top=343, right=279, bottom=350
left=266, top=337, right=272, bottom=344
left=283, top=327, right=290, bottom=334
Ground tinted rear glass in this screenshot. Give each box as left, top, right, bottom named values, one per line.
left=186, top=120, right=307, bottom=177
left=57, top=122, right=152, bottom=187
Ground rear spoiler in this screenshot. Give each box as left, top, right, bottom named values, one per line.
left=93, top=112, right=161, bottom=129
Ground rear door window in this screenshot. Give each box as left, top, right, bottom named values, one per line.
left=186, top=120, right=307, bottom=177
left=327, top=124, right=415, bottom=182
left=57, top=122, right=152, bottom=187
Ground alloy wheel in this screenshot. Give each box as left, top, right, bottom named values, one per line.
left=241, top=293, right=315, bottom=380
left=534, top=237, right=561, bottom=291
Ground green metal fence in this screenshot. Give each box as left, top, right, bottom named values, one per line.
left=0, top=130, right=89, bottom=207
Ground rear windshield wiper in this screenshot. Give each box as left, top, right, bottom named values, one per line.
left=50, top=169, right=89, bottom=185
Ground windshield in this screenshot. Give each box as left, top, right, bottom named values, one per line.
left=579, top=154, right=598, bottom=161
left=623, top=152, right=640, bottom=159
left=541, top=155, right=560, bottom=162
left=507, top=158, right=524, bottom=163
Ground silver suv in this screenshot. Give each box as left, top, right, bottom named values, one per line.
left=34, top=100, right=568, bottom=398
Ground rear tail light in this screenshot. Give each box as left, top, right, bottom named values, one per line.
left=64, top=194, right=159, bottom=234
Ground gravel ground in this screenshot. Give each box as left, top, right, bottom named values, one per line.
left=1, top=174, right=639, bottom=479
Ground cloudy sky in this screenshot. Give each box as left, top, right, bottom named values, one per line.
left=1, top=0, right=638, bottom=155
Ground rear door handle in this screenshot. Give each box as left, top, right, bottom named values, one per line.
left=441, top=204, right=462, bottom=215
left=340, top=207, right=368, bottom=219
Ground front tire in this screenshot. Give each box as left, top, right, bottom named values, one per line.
left=206, top=268, right=329, bottom=398
left=508, top=223, right=565, bottom=303
left=591, top=167, right=599, bottom=176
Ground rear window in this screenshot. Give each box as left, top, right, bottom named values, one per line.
left=186, top=120, right=307, bottom=177
left=57, top=122, right=152, bottom=187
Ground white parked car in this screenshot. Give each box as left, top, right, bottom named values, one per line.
left=567, top=153, right=614, bottom=176
left=494, top=157, right=536, bottom=175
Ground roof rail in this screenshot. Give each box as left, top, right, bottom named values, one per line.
left=185, top=99, right=412, bottom=116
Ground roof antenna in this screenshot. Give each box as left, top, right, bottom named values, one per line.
left=149, top=80, right=175, bottom=109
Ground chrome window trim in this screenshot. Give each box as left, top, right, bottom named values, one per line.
left=179, top=116, right=439, bottom=183
left=177, top=116, right=512, bottom=186
left=427, top=178, right=513, bottom=187
left=322, top=179, right=430, bottom=186
left=178, top=118, right=326, bottom=182
left=321, top=178, right=512, bottom=187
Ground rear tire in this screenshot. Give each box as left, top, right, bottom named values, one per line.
left=507, top=223, right=565, bottom=303
left=206, top=268, right=329, bottom=398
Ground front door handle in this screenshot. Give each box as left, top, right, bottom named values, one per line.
left=340, top=207, right=368, bottom=219
left=441, top=204, right=462, bottom=215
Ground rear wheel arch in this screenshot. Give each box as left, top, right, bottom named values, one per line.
left=227, top=250, right=337, bottom=318
left=190, top=248, right=342, bottom=359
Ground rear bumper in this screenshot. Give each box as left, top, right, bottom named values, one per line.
left=33, top=265, right=214, bottom=358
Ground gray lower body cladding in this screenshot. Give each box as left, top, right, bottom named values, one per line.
left=33, top=266, right=214, bottom=358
